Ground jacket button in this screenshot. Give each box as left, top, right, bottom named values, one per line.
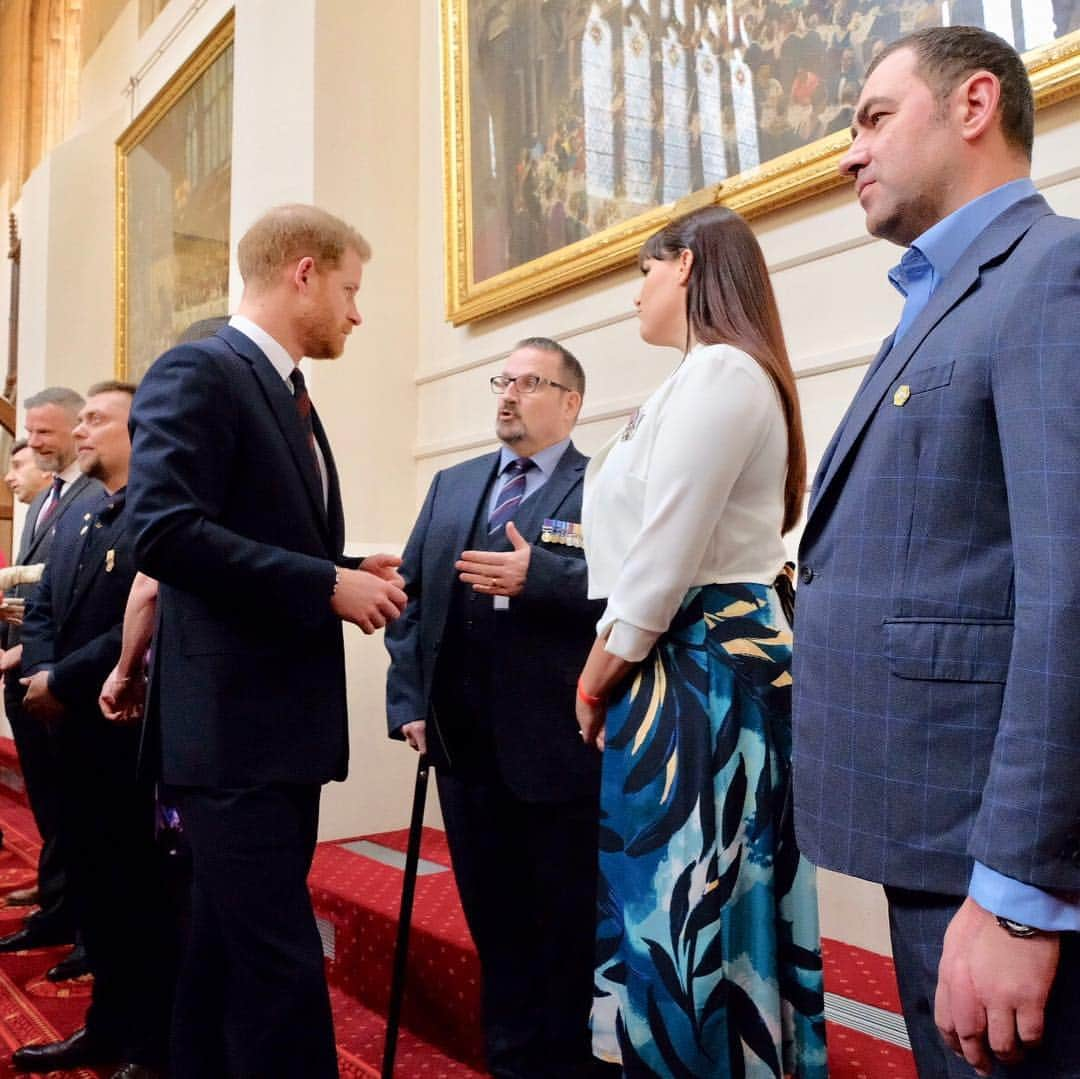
left=799, top=565, right=814, bottom=585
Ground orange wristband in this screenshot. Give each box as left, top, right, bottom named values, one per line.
left=577, top=679, right=604, bottom=707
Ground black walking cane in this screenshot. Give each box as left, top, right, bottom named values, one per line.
left=381, top=752, right=430, bottom=1079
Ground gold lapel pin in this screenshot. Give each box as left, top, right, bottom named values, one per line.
left=105, top=549, right=115, bottom=573
left=893, top=385, right=911, bottom=407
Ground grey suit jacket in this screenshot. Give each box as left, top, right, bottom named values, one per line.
left=793, top=194, right=1080, bottom=896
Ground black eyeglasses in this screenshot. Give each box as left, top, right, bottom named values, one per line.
left=490, top=374, right=574, bottom=395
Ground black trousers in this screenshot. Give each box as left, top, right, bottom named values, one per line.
left=886, top=886, right=1080, bottom=1078
left=55, top=713, right=174, bottom=1065
left=6, top=683, right=72, bottom=935
left=170, top=784, right=337, bottom=1079
left=437, top=768, right=601, bottom=1079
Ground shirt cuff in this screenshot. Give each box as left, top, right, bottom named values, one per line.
left=603, top=619, right=660, bottom=663
left=969, top=862, right=1080, bottom=931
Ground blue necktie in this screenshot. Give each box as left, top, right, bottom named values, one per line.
left=488, top=458, right=534, bottom=534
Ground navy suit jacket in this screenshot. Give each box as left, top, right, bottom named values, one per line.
left=2, top=474, right=103, bottom=654
left=385, top=443, right=604, bottom=802
left=127, top=326, right=356, bottom=788
left=21, top=489, right=135, bottom=716
left=793, top=194, right=1080, bottom=896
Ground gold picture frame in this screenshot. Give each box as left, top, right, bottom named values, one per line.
left=442, top=1, right=1080, bottom=326
left=116, top=11, right=234, bottom=380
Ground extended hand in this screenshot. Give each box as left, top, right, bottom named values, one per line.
left=331, top=567, right=407, bottom=633
left=400, top=720, right=427, bottom=754
left=456, top=521, right=531, bottom=597
left=19, top=670, right=65, bottom=724
left=99, top=666, right=147, bottom=724
left=360, top=553, right=405, bottom=590
left=935, top=897, right=1060, bottom=1075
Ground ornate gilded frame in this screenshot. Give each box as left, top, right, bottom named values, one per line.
left=115, top=10, right=234, bottom=379
left=442, top=2, right=1080, bottom=325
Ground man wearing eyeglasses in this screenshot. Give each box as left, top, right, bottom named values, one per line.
left=386, top=337, right=608, bottom=1079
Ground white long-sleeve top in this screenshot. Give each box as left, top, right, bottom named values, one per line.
left=583, top=342, right=790, bottom=662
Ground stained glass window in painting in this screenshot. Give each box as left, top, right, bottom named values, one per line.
left=623, top=12, right=653, bottom=205
left=662, top=26, right=692, bottom=202
left=582, top=8, right=615, bottom=200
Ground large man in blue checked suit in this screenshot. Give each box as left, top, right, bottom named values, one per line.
left=385, top=339, right=608, bottom=1079
left=792, top=27, right=1080, bottom=1078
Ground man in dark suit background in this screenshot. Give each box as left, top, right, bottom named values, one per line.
left=793, top=27, right=1080, bottom=1077
left=386, top=338, right=607, bottom=1079
left=0, top=388, right=101, bottom=960
left=126, top=204, right=407, bottom=1079
left=16, top=381, right=170, bottom=1077
left=3, top=438, right=50, bottom=508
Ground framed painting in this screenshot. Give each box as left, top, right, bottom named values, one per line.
left=116, top=11, right=234, bottom=380
left=443, top=0, right=1080, bottom=324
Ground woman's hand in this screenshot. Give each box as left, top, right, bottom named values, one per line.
left=576, top=692, right=606, bottom=750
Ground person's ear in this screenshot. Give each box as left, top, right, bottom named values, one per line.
left=677, top=248, right=694, bottom=285
left=955, top=69, right=1001, bottom=145
left=292, top=256, right=316, bottom=291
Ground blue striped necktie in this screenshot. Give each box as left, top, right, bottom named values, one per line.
left=488, top=457, right=535, bottom=534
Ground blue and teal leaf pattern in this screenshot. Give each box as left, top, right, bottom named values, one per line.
left=592, top=583, right=828, bottom=1078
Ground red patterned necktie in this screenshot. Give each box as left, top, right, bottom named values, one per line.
left=289, top=368, right=322, bottom=485
left=33, top=476, right=65, bottom=537
left=488, top=457, right=535, bottom=534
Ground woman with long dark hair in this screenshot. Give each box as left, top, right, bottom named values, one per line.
left=578, top=205, right=827, bottom=1077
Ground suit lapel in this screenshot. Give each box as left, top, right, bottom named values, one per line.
left=61, top=508, right=127, bottom=627
left=451, top=453, right=501, bottom=556
left=312, top=408, right=343, bottom=552
left=21, top=475, right=98, bottom=565
left=500, top=443, right=586, bottom=547
left=18, top=490, right=48, bottom=564
left=806, top=195, right=1052, bottom=532
left=218, top=327, right=331, bottom=541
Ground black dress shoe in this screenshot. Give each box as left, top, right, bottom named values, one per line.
left=0, top=924, right=73, bottom=953
left=45, top=943, right=90, bottom=982
left=111, top=1065, right=163, bottom=1079
left=12, top=1027, right=118, bottom=1072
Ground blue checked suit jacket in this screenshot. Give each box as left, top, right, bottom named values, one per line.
left=793, top=193, right=1080, bottom=898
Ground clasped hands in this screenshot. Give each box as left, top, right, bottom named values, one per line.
left=331, top=553, right=407, bottom=633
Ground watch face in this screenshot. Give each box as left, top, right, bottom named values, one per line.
left=996, top=916, right=1040, bottom=938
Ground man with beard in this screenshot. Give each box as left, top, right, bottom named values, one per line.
left=793, top=27, right=1080, bottom=1078
left=126, top=204, right=406, bottom=1078
left=0, top=389, right=101, bottom=961
left=386, top=338, right=607, bottom=1079
left=16, top=382, right=171, bottom=1077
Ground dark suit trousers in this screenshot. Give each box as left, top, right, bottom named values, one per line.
left=5, top=682, right=71, bottom=934
left=437, top=768, right=600, bottom=1079
left=55, top=714, right=173, bottom=1064
left=886, top=887, right=1080, bottom=1078
left=170, top=784, right=337, bottom=1079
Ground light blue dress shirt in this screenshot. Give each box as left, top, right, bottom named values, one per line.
left=486, top=438, right=571, bottom=520
left=889, top=178, right=1080, bottom=931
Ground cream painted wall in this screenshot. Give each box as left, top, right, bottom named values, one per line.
left=8, top=0, right=1080, bottom=955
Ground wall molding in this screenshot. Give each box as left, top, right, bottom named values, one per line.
left=414, top=345, right=877, bottom=461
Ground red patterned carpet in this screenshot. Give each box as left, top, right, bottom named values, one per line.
left=0, top=738, right=914, bottom=1077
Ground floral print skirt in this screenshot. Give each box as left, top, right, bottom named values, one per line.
left=592, top=583, right=828, bottom=1078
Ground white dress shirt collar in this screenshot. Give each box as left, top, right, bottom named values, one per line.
left=229, top=315, right=298, bottom=385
